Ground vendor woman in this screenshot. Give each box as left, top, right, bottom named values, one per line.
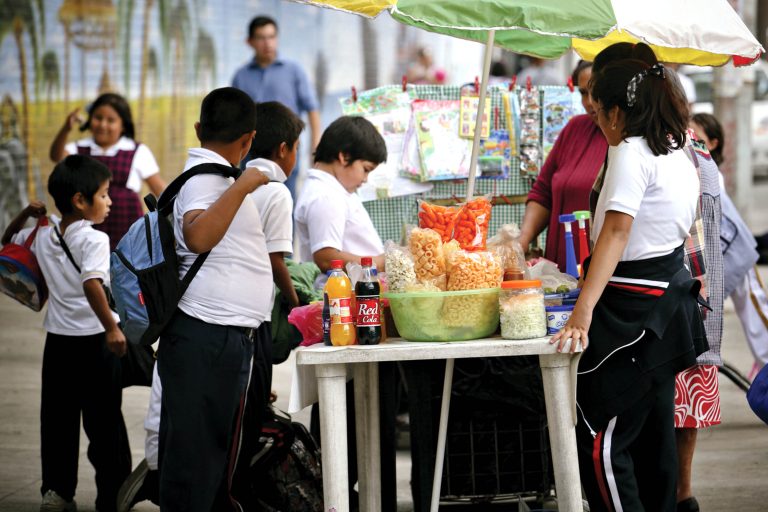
left=551, top=46, right=708, bottom=511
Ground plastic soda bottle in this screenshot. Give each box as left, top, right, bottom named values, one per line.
left=325, top=259, right=356, bottom=346
left=355, top=257, right=381, bottom=345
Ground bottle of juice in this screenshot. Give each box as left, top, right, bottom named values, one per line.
left=325, top=259, right=356, bottom=346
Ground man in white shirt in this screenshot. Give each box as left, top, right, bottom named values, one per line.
left=156, top=88, right=270, bottom=512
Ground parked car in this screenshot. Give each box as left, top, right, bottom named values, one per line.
left=683, top=60, right=768, bottom=177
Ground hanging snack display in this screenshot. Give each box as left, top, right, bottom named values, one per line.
left=542, top=88, right=585, bottom=161
left=518, top=85, right=542, bottom=178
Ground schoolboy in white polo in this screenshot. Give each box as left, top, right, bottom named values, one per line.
left=2, top=155, right=130, bottom=512
left=294, top=116, right=387, bottom=272
left=157, top=87, right=271, bottom=512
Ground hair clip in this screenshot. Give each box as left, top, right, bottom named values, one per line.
left=626, top=63, right=666, bottom=107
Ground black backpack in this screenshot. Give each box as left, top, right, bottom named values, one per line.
left=235, top=407, right=323, bottom=512
left=110, top=163, right=240, bottom=345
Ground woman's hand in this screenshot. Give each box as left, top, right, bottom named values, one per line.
left=549, top=302, right=592, bottom=353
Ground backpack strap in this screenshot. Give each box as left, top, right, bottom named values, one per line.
left=53, top=225, right=81, bottom=273
left=23, top=216, right=49, bottom=250
left=153, top=162, right=241, bottom=292
left=155, top=162, right=241, bottom=215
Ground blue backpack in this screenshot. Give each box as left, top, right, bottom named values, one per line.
left=111, top=163, right=240, bottom=345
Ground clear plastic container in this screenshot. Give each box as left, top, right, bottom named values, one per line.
left=499, top=280, right=547, bottom=340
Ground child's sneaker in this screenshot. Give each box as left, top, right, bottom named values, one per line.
left=40, top=490, right=77, bottom=512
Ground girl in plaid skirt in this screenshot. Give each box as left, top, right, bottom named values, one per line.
left=50, top=93, right=166, bottom=250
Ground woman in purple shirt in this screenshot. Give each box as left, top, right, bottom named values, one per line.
left=518, top=61, right=608, bottom=271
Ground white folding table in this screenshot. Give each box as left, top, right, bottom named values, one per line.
left=295, top=336, right=583, bottom=512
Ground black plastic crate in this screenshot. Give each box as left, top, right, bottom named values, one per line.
left=441, top=414, right=552, bottom=500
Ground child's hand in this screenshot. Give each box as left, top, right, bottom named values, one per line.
left=549, top=301, right=591, bottom=353
left=25, top=201, right=46, bottom=218
left=106, top=326, right=127, bottom=357
left=64, top=107, right=84, bottom=131
left=373, top=254, right=386, bottom=271
left=240, top=168, right=269, bottom=192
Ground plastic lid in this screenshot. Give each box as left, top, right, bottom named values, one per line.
left=573, top=210, right=591, bottom=220
left=330, top=259, right=344, bottom=269
left=558, top=213, right=576, bottom=223
left=501, top=279, right=542, bottom=289
left=361, top=256, right=373, bottom=266
left=545, top=305, right=575, bottom=312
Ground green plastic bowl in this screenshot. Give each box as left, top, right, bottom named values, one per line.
left=383, top=288, right=500, bottom=342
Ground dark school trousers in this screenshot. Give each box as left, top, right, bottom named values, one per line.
left=158, top=310, right=270, bottom=512
left=577, top=376, right=678, bottom=512
left=40, top=331, right=131, bottom=512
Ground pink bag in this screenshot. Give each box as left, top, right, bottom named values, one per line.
left=288, top=302, right=324, bottom=347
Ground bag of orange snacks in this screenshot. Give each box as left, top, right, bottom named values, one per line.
left=451, top=196, right=492, bottom=251
left=417, top=201, right=458, bottom=243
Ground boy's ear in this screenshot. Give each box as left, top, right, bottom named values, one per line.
left=194, top=122, right=202, bottom=141
left=278, top=141, right=289, bottom=158
left=71, top=192, right=88, bottom=213
left=337, top=152, right=349, bottom=166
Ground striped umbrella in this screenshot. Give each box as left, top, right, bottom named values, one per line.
left=296, top=0, right=763, bottom=66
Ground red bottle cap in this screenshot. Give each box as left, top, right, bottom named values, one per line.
left=361, top=257, right=372, bottom=266
left=331, top=259, right=344, bottom=269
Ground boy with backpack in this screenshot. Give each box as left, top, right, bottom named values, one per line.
left=1, top=155, right=131, bottom=512
left=156, top=87, right=272, bottom=511
left=117, top=100, right=305, bottom=511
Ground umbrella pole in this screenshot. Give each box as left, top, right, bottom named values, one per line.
left=465, top=29, right=496, bottom=202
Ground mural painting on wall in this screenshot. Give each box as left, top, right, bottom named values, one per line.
left=1, top=0, right=481, bottom=231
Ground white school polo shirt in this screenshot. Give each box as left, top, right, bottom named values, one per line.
left=13, top=218, right=119, bottom=335
left=65, top=137, right=160, bottom=193
left=294, top=168, right=384, bottom=263
left=246, top=158, right=293, bottom=255
left=173, top=148, right=273, bottom=328
left=591, top=136, right=699, bottom=262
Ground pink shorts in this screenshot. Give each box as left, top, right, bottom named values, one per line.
left=674, top=364, right=721, bottom=428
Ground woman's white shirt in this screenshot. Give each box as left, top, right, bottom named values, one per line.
left=591, top=136, right=699, bottom=262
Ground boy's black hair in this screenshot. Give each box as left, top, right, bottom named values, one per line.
left=81, top=93, right=136, bottom=139
left=48, top=155, right=112, bottom=215
left=198, top=87, right=257, bottom=144
left=251, top=101, right=305, bottom=159
left=248, top=16, right=278, bottom=38
left=692, top=112, right=725, bottom=166
left=314, top=116, right=387, bottom=166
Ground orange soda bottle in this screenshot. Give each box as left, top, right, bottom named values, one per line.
left=325, top=259, right=356, bottom=346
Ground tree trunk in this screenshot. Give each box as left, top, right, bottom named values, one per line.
left=360, top=18, right=378, bottom=90
left=138, top=0, right=154, bottom=139
left=13, top=20, right=33, bottom=200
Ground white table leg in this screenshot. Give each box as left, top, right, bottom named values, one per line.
left=430, top=358, right=455, bottom=512
left=317, top=363, right=350, bottom=512
left=354, top=362, right=381, bottom=511
left=539, top=353, right=582, bottom=512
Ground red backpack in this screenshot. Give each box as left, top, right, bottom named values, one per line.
left=0, top=217, right=49, bottom=311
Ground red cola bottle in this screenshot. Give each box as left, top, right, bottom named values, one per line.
left=355, top=257, right=381, bottom=345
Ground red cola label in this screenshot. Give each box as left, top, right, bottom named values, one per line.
left=356, top=295, right=380, bottom=326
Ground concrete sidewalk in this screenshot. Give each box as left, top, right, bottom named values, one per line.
left=2, top=183, right=768, bottom=511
